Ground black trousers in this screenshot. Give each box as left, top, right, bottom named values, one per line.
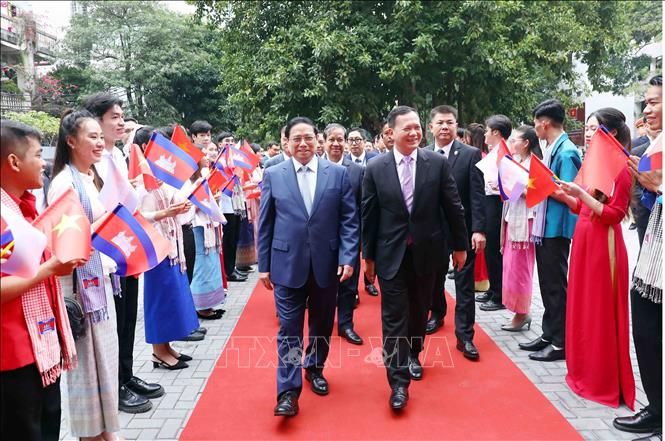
left=378, top=248, right=436, bottom=389
left=631, top=290, right=662, bottom=417
left=0, top=363, right=61, bottom=441
left=182, top=224, right=196, bottom=284
left=115, top=275, right=139, bottom=385
left=535, top=237, right=571, bottom=348
left=430, top=249, right=477, bottom=342
left=484, top=195, right=503, bottom=303
left=222, top=213, right=241, bottom=276
left=337, top=257, right=360, bottom=332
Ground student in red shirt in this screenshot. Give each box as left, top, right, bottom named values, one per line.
left=0, top=120, right=84, bottom=441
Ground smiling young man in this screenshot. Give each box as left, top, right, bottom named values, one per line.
left=258, top=117, right=359, bottom=417
left=362, top=106, right=467, bottom=410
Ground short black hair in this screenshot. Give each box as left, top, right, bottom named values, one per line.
left=386, top=105, right=418, bottom=129
left=216, top=132, right=234, bottom=143
left=533, top=99, right=565, bottom=125
left=649, top=74, right=662, bottom=87
left=190, top=120, right=212, bottom=136
left=250, top=143, right=261, bottom=153
left=456, top=128, right=465, bottom=138
left=430, top=105, right=458, bottom=121
left=485, top=114, right=513, bottom=140
left=133, top=126, right=154, bottom=148
left=1, top=119, right=42, bottom=160
left=156, top=124, right=175, bottom=139
left=513, top=125, right=542, bottom=159
left=124, top=117, right=138, bottom=124
left=284, top=116, right=318, bottom=138
left=81, top=92, right=123, bottom=119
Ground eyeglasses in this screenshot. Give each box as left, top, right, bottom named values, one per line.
left=348, top=137, right=364, bottom=144
left=290, top=135, right=316, bottom=144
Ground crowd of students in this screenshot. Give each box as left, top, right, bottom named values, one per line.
left=0, top=73, right=662, bottom=439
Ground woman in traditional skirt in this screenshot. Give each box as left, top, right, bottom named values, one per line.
left=180, top=157, right=226, bottom=320
left=134, top=126, right=199, bottom=370
left=499, top=126, right=541, bottom=331
left=48, top=110, right=122, bottom=440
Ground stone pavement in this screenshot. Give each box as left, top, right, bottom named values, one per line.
left=59, top=222, right=652, bottom=440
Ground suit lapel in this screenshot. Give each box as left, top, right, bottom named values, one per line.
left=309, top=158, right=330, bottom=218
left=384, top=152, right=410, bottom=217
left=282, top=160, right=309, bottom=218
left=412, top=149, right=429, bottom=214
left=448, top=140, right=460, bottom=169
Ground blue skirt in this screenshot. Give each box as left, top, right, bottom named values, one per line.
left=144, top=258, right=199, bottom=344
left=191, top=226, right=225, bottom=310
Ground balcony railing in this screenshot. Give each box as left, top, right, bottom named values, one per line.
left=1, top=92, right=31, bottom=113
left=0, top=27, right=19, bottom=46
left=36, top=30, right=56, bottom=57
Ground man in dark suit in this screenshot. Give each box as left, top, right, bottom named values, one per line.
left=424, top=105, right=486, bottom=361
left=362, top=106, right=468, bottom=410
left=264, top=126, right=291, bottom=169
left=258, top=117, right=359, bottom=417
left=323, top=123, right=365, bottom=345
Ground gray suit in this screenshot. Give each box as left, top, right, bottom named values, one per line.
left=264, top=152, right=287, bottom=169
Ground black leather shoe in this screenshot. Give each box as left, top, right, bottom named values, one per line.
left=389, top=386, right=409, bottom=410
left=456, top=339, right=480, bottom=360
left=475, top=292, right=492, bottom=303
left=228, top=272, right=247, bottom=282
left=196, top=326, right=208, bottom=335
left=126, top=376, right=164, bottom=399
left=178, top=330, right=205, bottom=342
left=237, top=265, right=255, bottom=272
left=340, top=327, right=363, bottom=345
left=518, top=336, right=550, bottom=352
left=305, top=370, right=329, bottom=396
left=479, top=299, right=506, bottom=311
left=529, top=345, right=565, bottom=362
left=118, top=385, right=152, bottom=413
left=425, top=315, right=444, bottom=335
left=274, top=391, right=299, bottom=416
left=408, top=356, right=423, bottom=381
left=366, top=284, right=379, bottom=296
left=613, top=409, right=662, bottom=434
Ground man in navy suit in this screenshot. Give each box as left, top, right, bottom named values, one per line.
left=322, top=123, right=365, bottom=346
left=258, top=117, right=359, bottom=417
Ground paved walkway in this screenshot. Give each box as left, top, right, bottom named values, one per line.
left=59, top=222, right=652, bottom=440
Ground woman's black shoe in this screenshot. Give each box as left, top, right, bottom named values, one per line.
left=176, top=353, right=193, bottom=362
left=152, top=354, right=189, bottom=370
left=197, top=309, right=225, bottom=320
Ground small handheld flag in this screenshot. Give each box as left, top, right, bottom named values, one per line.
left=526, top=155, right=560, bottom=208
left=638, top=132, right=662, bottom=172
left=92, top=204, right=171, bottom=276
left=575, top=125, right=629, bottom=197
left=188, top=179, right=227, bottom=224
left=171, top=124, right=204, bottom=163
left=144, top=132, right=198, bottom=190
left=497, top=154, right=529, bottom=202
left=0, top=204, right=47, bottom=278
left=99, top=155, right=139, bottom=213
left=128, top=144, right=159, bottom=191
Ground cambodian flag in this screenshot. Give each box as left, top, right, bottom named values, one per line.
left=498, top=153, right=529, bottom=202
left=1, top=203, right=47, bottom=278
left=638, top=132, right=662, bottom=172
left=188, top=179, right=226, bottom=224
left=92, top=204, right=171, bottom=276
left=230, top=140, right=260, bottom=171
left=144, top=132, right=198, bottom=190
left=0, top=217, right=13, bottom=254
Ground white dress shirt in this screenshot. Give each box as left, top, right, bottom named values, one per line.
left=292, top=155, right=318, bottom=208
left=434, top=140, right=454, bottom=158
left=350, top=150, right=367, bottom=166
left=393, top=148, right=418, bottom=185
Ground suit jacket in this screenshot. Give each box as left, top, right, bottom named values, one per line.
left=361, top=148, right=468, bottom=280
left=264, top=152, right=287, bottom=169
left=425, top=141, right=486, bottom=237
left=631, top=141, right=651, bottom=244
left=340, top=157, right=364, bottom=211
left=544, top=132, right=582, bottom=239
left=258, top=157, right=359, bottom=289
left=345, top=150, right=379, bottom=167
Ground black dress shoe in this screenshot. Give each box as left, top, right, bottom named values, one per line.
left=236, top=265, right=255, bottom=272
left=529, top=345, right=565, bottom=362
left=177, top=353, right=193, bottom=362
left=475, top=292, right=492, bottom=303
left=196, top=326, right=208, bottom=335
left=408, top=356, right=423, bottom=381
left=389, top=386, right=409, bottom=410
left=118, top=385, right=152, bottom=413
left=126, top=376, right=164, bottom=399
left=228, top=272, right=247, bottom=282
left=340, top=327, right=363, bottom=345
left=366, top=284, right=379, bottom=296
left=456, top=339, right=480, bottom=360
left=425, top=315, right=444, bottom=335
left=479, top=299, right=506, bottom=311
left=197, top=309, right=225, bottom=320
left=178, top=330, right=205, bottom=342
left=518, top=336, right=550, bottom=352
left=613, top=409, right=662, bottom=434
left=274, top=391, right=299, bottom=416
left=305, top=370, right=329, bottom=396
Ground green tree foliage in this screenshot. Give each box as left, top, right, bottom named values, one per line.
left=4, top=111, right=60, bottom=146
left=58, top=1, right=229, bottom=128
left=193, top=0, right=661, bottom=141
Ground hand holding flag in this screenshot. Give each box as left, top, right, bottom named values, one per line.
left=144, top=132, right=199, bottom=190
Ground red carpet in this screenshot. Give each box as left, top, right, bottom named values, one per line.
left=181, top=281, right=581, bottom=440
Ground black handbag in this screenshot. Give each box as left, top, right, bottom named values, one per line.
left=66, top=270, right=86, bottom=341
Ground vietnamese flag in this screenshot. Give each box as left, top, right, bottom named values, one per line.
left=144, top=132, right=199, bottom=190
left=32, top=188, right=91, bottom=262
left=92, top=204, right=170, bottom=276
left=575, top=126, right=629, bottom=197
left=207, top=168, right=227, bottom=194
left=128, top=144, right=159, bottom=191
left=526, top=155, right=560, bottom=208
left=171, top=124, right=204, bottom=164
